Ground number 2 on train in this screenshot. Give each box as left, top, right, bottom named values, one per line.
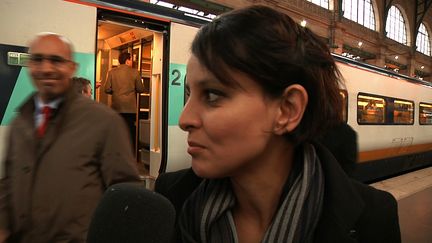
left=171, top=69, right=183, bottom=86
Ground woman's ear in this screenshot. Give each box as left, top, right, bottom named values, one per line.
left=273, top=84, right=308, bottom=135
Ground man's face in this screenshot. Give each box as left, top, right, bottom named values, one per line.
left=28, top=35, right=76, bottom=102
left=126, top=58, right=132, bottom=67
left=83, top=84, right=93, bottom=98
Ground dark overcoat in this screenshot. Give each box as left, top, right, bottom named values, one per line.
left=155, top=143, right=401, bottom=243
left=0, top=91, right=140, bottom=243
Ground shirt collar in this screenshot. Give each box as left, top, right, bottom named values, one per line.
left=34, top=96, right=63, bottom=113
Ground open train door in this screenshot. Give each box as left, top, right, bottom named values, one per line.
left=95, top=10, right=169, bottom=180
left=162, top=22, right=199, bottom=174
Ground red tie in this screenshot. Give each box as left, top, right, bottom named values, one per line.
left=38, top=106, right=52, bottom=137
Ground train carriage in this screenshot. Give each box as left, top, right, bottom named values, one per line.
left=335, top=56, right=432, bottom=181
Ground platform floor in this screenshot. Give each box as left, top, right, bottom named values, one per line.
left=370, top=166, right=432, bottom=243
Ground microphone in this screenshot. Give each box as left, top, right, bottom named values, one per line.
left=87, top=183, right=176, bottom=243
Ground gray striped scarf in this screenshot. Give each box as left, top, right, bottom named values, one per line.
left=179, top=143, right=324, bottom=243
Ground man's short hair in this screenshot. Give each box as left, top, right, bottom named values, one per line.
left=119, top=52, right=131, bottom=64
left=72, top=77, right=91, bottom=94
left=29, top=32, right=75, bottom=59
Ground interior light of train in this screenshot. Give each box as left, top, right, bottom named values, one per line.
left=357, top=102, right=385, bottom=108
left=358, top=95, right=385, bottom=101
left=420, top=103, right=432, bottom=108
left=358, top=101, right=369, bottom=107
left=394, top=100, right=413, bottom=105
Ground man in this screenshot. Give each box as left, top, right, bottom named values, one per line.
left=0, top=33, right=140, bottom=243
left=104, top=52, right=145, bottom=149
left=72, top=76, right=92, bottom=98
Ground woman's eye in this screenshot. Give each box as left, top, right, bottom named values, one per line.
left=205, top=89, right=225, bottom=104
left=207, top=93, right=219, bottom=103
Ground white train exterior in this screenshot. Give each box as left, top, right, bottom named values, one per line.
left=337, top=56, right=432, bottom=181
left=0, top=0, right=431, bottom=182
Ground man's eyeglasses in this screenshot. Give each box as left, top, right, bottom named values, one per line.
left=29, top=54, right=73, bottom=66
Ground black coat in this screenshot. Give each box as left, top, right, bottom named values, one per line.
left=319, top=123, right=358, bottom=177
left=155, top=143, right=401, bottom=243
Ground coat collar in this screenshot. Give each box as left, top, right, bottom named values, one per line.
left=313, top=141, right=365, bottom=242
left=160, top=142, right=366, bottom=242
left=17, top=89, right=79, bottom=159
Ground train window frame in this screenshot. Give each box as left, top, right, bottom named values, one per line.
left=419, top=102, right=432, bottom=125
left=357, top=93, right=386, bottom=125
left=340, top=89, right=348, bottom=123
left=393, top=98, right=414, bottom=125
left=357, top=92, right=414, bottom=125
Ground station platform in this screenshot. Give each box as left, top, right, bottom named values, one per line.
left=370, top=166, right=432, bottom=243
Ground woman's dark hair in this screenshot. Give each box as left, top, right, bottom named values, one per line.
left=191, top=5, right=343, bottom=143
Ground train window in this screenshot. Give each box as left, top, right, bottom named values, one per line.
left=357, top=94, right=385, bottom=124
left=419, top=103, right=432, bottom=125
left=393, top=99, right=414, bottom=124
left=340, top=90, right=348, bottom=122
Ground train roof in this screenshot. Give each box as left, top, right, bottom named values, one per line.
left=332, top=54, right=432, bottom=88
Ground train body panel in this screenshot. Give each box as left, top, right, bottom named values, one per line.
left=166, top=22, right=197, bottom=173
left=338, top=62, right=432, bottom=165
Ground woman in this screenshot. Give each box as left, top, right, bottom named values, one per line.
left=156, top=5, right=400, bottom=243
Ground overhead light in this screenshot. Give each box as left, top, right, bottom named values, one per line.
left=300, top=20, right=307, bottom=27
left=421, top=65, right=425, bottom=69
left=358, top=41, right=363, bottom=47
left=395, top=56, right=399, bottom=60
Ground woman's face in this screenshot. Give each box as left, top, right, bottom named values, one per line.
left=179, top=55, right=281, bottom=179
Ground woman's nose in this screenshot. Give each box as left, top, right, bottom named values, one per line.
left=179, top=99, right=200, bottom=131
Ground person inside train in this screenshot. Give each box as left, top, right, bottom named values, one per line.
left=155, top=5, right=400, bottom=243
left=104, top=52, right=145, bottom=151
left=0, top=32, right=140, bottom=243
left=72, top=76, right=92, bottom=98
